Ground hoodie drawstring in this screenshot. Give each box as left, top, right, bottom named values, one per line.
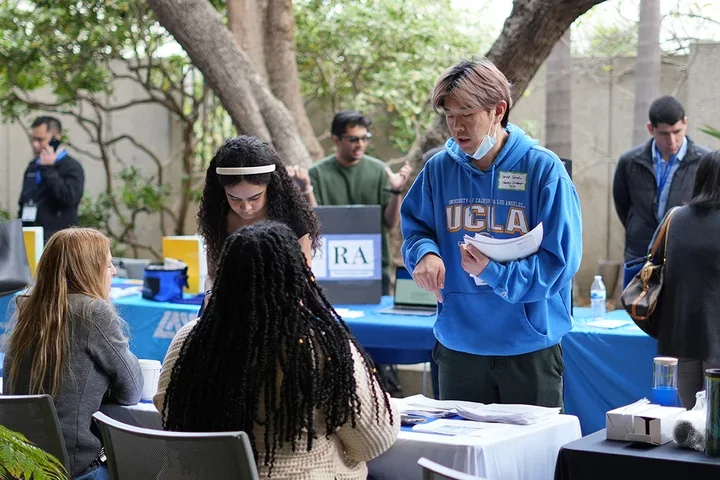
left=490, top=163, right=496, bottom=231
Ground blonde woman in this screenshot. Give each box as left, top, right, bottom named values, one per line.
left=3, top=228, right=142, bottom=480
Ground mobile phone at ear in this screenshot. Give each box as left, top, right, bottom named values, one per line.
left=49, top=137, right=61, bottom=151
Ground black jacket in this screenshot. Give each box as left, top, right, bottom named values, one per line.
left=18, top=154, right=85, bottom=241
left=653, top=206, right=720, bottom=362
left=613, top=137, right=710, bottom=261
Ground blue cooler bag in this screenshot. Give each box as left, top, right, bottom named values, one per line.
left=142, top=265, right=188, bottom=302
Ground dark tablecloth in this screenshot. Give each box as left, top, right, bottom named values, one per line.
left=555, top=429, right=720, bottom=480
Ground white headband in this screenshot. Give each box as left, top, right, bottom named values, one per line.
left=216, top=165, right=276, bottom=175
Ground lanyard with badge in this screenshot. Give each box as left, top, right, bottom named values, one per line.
left=655, top=148, right=676, bottom=214
left=21, top=200, right=38, bottom=222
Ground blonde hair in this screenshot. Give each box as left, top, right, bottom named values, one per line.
left=432, top=58, right=513, bottom=124
left=8, top=228, right=112, bottom=396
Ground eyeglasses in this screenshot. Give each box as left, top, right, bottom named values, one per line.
left=342, top=133, right=372, bottom=144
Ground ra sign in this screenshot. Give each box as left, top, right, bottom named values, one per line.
left=312, top=234, right=381, bottom=281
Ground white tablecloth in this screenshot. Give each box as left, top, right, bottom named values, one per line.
left=370, top=415, right=580, bottom=480
left=100, top=403, right=580, bottom=480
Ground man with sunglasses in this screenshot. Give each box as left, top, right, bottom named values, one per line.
left=309, top=110, right=412, bottom=296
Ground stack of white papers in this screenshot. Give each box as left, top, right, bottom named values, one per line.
left=584, top=319, right=633, bottom=329
left=463, top=223, right=544, bottom=263
left=463, top=223, right=543, bottom=285
left=456, top=403, right=560, bottom=425
left=109, top=286, right=142, bottom=300
left=411, top=418, right=509, bottom=436
left=335, top=308, right=365, bottom=319
left=396, top=394, right=481, bottom=418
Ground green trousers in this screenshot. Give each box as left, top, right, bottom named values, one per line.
left=433, top=341, right=564, bottom=408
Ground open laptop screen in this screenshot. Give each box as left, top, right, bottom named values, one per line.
left=394, top=266, right=437, bottom=308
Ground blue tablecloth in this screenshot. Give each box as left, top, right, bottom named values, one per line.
left=115, top=294, right=437, bottom=365
left=564, top=308, right=657, bottom=435
left=0, top=289, right=657, bottom=435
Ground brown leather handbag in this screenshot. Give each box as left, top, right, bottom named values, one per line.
left=620, top=207, right=679, bottom=338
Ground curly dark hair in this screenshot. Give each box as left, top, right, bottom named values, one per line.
left=162, top=221, right=394, bottom=474
left=197, top=135, right=321, bottom=276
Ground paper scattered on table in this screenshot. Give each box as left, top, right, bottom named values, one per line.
left=411, top=418, right=508, bottom=436
left=614, top=397, right=651, bottom=414
left=456, top=403, right=560, bottom=425
left=463, top=223, right=543, bottom=285
left=397, top=394, right=482, bottom=418
left=334, top=308, right=365, bottom=319
left=109, top=286, right=142, bottom=300
left=584, top=319, right=634, bottom=329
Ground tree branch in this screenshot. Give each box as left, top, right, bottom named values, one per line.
left=105, top=134, right=164, bottom=172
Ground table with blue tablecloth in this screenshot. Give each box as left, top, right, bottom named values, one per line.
left=564, top=309, right=657, bottom=435
left=0, top=288, right=657, bottom=435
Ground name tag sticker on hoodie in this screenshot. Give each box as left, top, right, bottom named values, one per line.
left=498, top=172, right=527, bottom=191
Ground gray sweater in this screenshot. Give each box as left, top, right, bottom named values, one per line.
left=653, top=206, right=720, bottom=361
left=3, top=294, right=142, bottom=477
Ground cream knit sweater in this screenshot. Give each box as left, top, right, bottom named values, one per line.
left=154, top=320, right=399, bottom=479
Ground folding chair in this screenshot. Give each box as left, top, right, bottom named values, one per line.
left=418, top=457, right=487, bottom=480
left=0, top=394, right=70, bottom=470
left=92, top=411, right=259, bottom=480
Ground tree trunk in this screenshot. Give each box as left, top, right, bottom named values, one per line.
left=227, top=0, right=269, bottom=81
left=632, top=0, right=661, bottom=146
left=388, top=0, right=605, bottom=270
left=264, top=0, right=324, bottom=160
left=398, top=0, right=606, bottom=171
left=545, top=30, right=573, bottom=160
left=227, top=0, right=323, bottom=160
left=146, top=0, right=313, bottom=167
left=148, top=0, right=605, bottom=169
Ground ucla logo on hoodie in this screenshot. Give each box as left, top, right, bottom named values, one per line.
left=445, top=198, right=529, bottom=235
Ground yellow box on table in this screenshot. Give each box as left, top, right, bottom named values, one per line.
left=161, top=236, right=207, bottom=294
left=22, top=227, right=44, bottom=275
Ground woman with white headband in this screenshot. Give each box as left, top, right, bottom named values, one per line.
left=197, top=135, right=321, bottom=296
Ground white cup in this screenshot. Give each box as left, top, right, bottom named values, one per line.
left=138, top=359, right=162, bottom=401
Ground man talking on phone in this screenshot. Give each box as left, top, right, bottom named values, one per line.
left=18, top=116, right=85, bottom=241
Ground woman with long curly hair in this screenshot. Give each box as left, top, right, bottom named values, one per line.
left=154, top=221, right=398, bottom=479
left=198, top=136, right=321, bottom=291
left=4, top=228, right=142, bottom=480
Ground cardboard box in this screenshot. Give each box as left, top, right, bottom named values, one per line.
left=22, top=227, right=44, bottom=275
left=625, top=406, right=687, bottom=445
left=606, top=402, right=658, bottom=441
left=161, top=236, right=207, bottom=294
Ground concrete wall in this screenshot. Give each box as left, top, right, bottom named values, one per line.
left=509, top=42, right=720, bottom=296
left=0, top=61, right=180, bottom=254
left=2, top=44, right=719, bottom=297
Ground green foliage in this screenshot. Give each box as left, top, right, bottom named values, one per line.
left=78, top=167, right=169, bottom=257
left=584, top=23, right=637, bottom=57
left=0, top=424, right=67, bottom=480
left=0, top=0, right=148, bottom=113
left=0, top=205, right=10, bottom=221
left=701, top=125, right=720, bottom=141
left=294, top=0, right=491, bottom=152
left=1, top=0, right=227, bottom=254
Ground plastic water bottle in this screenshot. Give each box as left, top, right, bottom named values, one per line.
left=590, top=275, right=606, bottom=319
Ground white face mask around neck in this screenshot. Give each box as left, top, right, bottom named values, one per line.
left=471, top=112, right=499, bottom=160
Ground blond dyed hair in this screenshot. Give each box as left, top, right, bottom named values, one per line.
left=7, top=228, right=113, bottom=396
left=432, top=58, right=513, bottom=125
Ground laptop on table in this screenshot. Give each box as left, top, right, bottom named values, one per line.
left=378, top=266, right=437, bottom=317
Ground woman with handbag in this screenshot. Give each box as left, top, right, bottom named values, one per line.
left=3, top=228, right=143, bottom=479
left=649, top=150, right=720, bottom=408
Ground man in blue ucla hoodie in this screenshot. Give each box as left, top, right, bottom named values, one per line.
left=401, top=59, right=582, bottom=407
